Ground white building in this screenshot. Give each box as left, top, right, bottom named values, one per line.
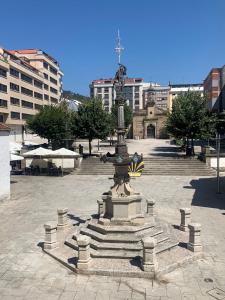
left=0, top=124, right=10, bottom=201
left=90, top=78, right=145, bottom=112
left=169, top=83, right=203, bottom=110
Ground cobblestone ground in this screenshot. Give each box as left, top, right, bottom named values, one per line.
left=0, top=173, right=224, bottom=300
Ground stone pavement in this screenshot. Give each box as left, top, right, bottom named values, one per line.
left=0, top=172, right=224, bottom=299
left=77, top=138, right=181, bottom=157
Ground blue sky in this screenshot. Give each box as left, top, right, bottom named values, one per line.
left=1, top=0, right=225, bottom=95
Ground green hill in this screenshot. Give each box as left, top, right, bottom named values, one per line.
left=62, top=90, right=90, bottom=103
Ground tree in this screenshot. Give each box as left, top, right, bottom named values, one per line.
left=166, top=91, right=215, bottom=155
left=27, top=105, right=73, bottom=149
left=71, top=99, right=111, bottom=155
left=110, top=102, right=133, bottom=132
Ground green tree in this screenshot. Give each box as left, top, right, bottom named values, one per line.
left=166, top=91, right=215, bottom=155
left=27, top=105, right=73, bottom=149
left=72, top=99, right=111, bottom=155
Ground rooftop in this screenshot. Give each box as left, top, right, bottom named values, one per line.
left=92, top=78, right=143, bottom=85
left=9, top=49, right=59, bottom=66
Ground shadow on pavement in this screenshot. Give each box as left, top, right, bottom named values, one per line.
left=184, top=177, right=225, bottom=210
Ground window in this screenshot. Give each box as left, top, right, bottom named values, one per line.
left=43, top=73, right=48, bottom=79
left=104, top=100, right=109, bottom=105
left=97, top=87, right=101, bottom=93
left=21, top=73, right=33, bottom=84
left=49, top=66, right=57, bottom=75
left=10, top=83, right=19, bottom=92
left=104, top=94, right=109, bottom=99
left=0, top=68, right=7, bottom=78
left=50, top=77, right=57, bottom=85
left=10, top=68, right=19, bottom=78
left=50, top=87, right=58, bottom=94
left=135, top=86, right=139, bottom=92
left=44, top=84, right=49, bottom=90
left=50, top=96, right=58, bottom=103
left=21, top=87, right=33, bottom=96
left=0, top=115, right=3, bottom=122
left=11, top=111, right=20, bottom=119
left=10, top=97, right=20, bottom=106
left=0, top=99, right=7, bottom=107
left=135, top=100, right=139, bottom=105
left=44, top=94, right=49, bottom=100
left=22, top=100, right=33, bottom=109
left=0, top=84, right=7, bottom=93
left=35, top=104, right=42, bottom=110
left=34, top=92, right=43, bottom=99
left=104, top=87, right=109, bottom=92
left=104, top=106, right=109, bottom=112
left=22, top=113, right=32, bottom=120
left=43, top=62, right=48, bottom=69
left=34, top=79, right=43, bottom=89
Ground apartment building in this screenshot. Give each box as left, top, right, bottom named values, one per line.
left=0, top=48, right=63, bottom=142
left=168, top=83, right=204, bottom=111
left=90, top=78, right=144, bottom=112
left=204, top=65, right=225, bottom=111
left=143, top=85, right=170, bottom=111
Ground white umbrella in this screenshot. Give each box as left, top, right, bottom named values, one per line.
left=51, top=148, right=80, bottom=175
left=10, top=154, right=24, bottom=161
left=52, top=148, right=80, bottom=157
left=23, top=147, right=53, bottom=157
left=10, top=142, right=22, bottom=154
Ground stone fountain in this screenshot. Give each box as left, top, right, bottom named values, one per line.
left=42, top=64, right=203, bottom=278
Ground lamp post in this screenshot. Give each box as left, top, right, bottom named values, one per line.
left=216, top=131, right=221, bottom=194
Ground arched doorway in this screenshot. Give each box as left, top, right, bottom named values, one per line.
left=147, top=124, right=155, bottom=138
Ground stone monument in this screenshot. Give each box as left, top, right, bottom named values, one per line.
left=42, top=64, right=203, bottom=278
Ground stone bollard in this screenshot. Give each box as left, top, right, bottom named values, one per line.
left=43, top=221, right=58, bottom=250
left=179, top=208, right=191, bottom=231
left=57, top=208, right=68, bottom=229
left=141, top=237, right=158, bottom=272
left=146, top=199, right=155, bottom=217
left=77, top=235, right=91, bottom=270
left=187, top=223, right=202, bottom=252
left=97, top=199, right=104, bottom=217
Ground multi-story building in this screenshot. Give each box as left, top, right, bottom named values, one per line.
left=204, top=65, right=225, bottom=111
left=168, top=83, right=204, bottom=111
left=143, top=85, right=170, bottom=111
left=90, top=78, right=144, bottom=112
left=0, top=48, right=63, bottom=141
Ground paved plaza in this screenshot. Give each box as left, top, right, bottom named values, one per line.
left=0, top=140, right=225, bottom=299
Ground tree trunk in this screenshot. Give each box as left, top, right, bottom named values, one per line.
left=186, top=138, right=191, bottom=156
left=191, top=138, right=195, bottom=156
left=89, top=139, right=92, bottom=156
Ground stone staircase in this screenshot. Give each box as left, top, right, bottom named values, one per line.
left=75, top=156, right=216, bottom=176
left=64, top=217, right=179, bottom=259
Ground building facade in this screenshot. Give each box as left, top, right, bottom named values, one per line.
left=132, top=101, right=167, bottom=139
left=0, top=48, right=63, bottom=142
left=168, top=83, right=204, bottom=111
left=204, top=65, right=225, bottom=111
left=90, top=78, right=144, bottom=112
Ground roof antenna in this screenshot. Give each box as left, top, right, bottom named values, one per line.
left=115, top=29, right=124, bottom=65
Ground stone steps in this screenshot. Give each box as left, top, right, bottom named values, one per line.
left=75, top=156, right=215, bottom=176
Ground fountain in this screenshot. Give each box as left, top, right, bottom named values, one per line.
left=42, top=64, right=203, bottom=278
